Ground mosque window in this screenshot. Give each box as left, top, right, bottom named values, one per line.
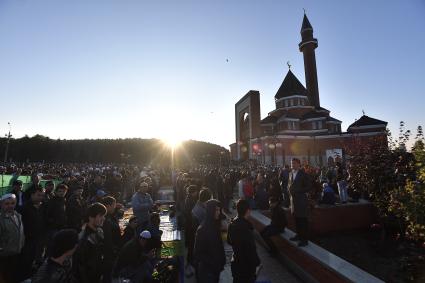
left=288, top=121, right=297, bottom=130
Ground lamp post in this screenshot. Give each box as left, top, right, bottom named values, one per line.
left=3, top=122, right=12, bottom=163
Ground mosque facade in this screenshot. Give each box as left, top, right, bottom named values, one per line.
left=230, top=14, right=387, bottom=166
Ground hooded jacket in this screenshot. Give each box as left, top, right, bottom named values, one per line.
left=193, top=200, right=226, bottom=274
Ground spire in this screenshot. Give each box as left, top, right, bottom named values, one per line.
left=298, top=12, right=320, bottom=108
left=301, top=13, right=313, bottom=33
left=274, top=70, right=307, bottom=99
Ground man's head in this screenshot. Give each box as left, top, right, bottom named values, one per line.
left=12, top=180, right=22, bottom=193
left=236, top=199, right=250, bottom=219
left=198, top=188, right=212, bottom=203
left=291, top=158, right=301, bottom=171
left=50, top=229, right=79, bottom=261
left=186, top=185, right=198, bottom=198
left=101, top=196, right=117, bottom=215
left=55, top=184, right=68, bottom=198
left=45, top=181, right=54, bottom=193
left=138, top=182, right=149, bottom=194
left=87, top=202, right=107, bottom=228
left=30, top=186, right=45, bottom=205
left=138, top=230, right=151, bottom=247
left=0, top=193, right=17, bottom=214
left=74, top=186, right=84, bottom=198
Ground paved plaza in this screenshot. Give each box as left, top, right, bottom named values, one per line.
left=186, top=238, right=302, bottom=283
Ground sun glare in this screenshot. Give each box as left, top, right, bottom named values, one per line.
left=162, top=136, right=184, bottom=149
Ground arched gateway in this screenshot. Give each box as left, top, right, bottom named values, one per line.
left=230, top=14, right=387, bottom=165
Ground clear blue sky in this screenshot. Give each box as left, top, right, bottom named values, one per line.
left=0, top=0, right=424, bottom=148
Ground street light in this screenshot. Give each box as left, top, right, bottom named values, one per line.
left=4, top=122, right=12, bottom=163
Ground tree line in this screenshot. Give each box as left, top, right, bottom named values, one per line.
left=0, top=135, right=229, bottom=166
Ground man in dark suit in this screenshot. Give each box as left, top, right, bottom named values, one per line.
left=288, top=158, right=312, bottom=247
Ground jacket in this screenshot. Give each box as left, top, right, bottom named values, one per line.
left=66, top=194, right=85, bottom=231
left=131, top=192, right=153, bottom=224
left=288, top=170, right=312, bottom=218
left=113, top=238, right=146, bottom=277
left=21, top=202, right=45, bottom=243
left=227, top=216, right=260, bottom=274
left=254, top=183, right=269, bottom=210
left=103, top=213, right=122, bottom=258
left=193, top=200, right=226, bottom=274
left=72, top=226, right=105, bottom=283
left=0, top=210, right=25, bottom=256
left=32, top=258, right=76, bottom=283
left=121, top=225, right=136, bottom=246
left=270, top=203, right=287, bottom=231
left=44, top=196, right=67, bottom=230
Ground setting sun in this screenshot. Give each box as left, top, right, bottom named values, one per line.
left=162, top=136, right=184, bottom=149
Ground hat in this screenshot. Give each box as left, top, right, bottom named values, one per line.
left=96, top=190, right=107, bottom=197
left=139, top=230, right=151, bottom=239
left=1, top=193, right=16, bottom=201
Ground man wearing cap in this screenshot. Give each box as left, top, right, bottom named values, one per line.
left=0, top=193, right=25, bottom=282
left=131, top=181, right=153, bottom=232
left=113, top=230, right=154, bottom=282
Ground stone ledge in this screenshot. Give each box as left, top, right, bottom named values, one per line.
left=249, top=210, right=384, bottom=283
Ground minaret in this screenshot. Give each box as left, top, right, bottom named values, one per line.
left=299, top=12, right=320, bottom=108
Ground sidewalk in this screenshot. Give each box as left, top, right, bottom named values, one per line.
left=185, top=205, right=302, bottom=283
left=185, top=239, right=301, bottom=283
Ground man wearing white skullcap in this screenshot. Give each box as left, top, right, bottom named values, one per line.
left=0, top=193, right=25, bottom=282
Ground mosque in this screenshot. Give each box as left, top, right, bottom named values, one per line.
left=230, top=13, right=387, bottom=166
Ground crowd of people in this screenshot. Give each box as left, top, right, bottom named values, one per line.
left=177, top=158, right=356, bottom=282
left=0, top=163, right=170, bottom=283
left=0, top=158, right=354, bottom=283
